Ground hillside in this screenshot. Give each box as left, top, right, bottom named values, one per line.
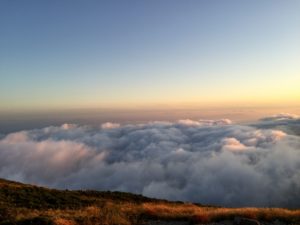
left=0, top=178, right=299, bottom=225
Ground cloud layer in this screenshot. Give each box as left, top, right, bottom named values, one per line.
left=1, top=116, right=300, bottom=207
left=253, top=113, right=300, bottom=136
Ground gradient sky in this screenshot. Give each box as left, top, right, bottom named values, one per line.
left=1, top=0, right=300, bottom=112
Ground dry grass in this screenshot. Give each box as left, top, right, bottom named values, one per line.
left=142, top=202, right=300, bottom=223
left=53, top=218, right=76, bottom=225
left=1, top=178, right=299, bottom=225
left=4, top=201, right=300, bottom=225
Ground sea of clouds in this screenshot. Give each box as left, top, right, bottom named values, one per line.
left=0, top=114, right=300, bottom=207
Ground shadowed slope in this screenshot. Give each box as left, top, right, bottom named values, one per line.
left=0, top=178, right=299, bottom=225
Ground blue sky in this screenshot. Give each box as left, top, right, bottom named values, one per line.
left=1, top=0, right=299, bottom=111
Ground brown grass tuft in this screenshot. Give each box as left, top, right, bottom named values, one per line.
left=53, top=218, right=76, bottom=225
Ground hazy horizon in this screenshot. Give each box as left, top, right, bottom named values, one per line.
left=0, top=105, right=300, bottom=133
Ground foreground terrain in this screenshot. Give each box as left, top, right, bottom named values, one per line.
left=0, top=178, right=299, bottom=225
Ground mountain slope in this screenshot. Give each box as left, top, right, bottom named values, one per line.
left=0, top=178, right=299, bottom=225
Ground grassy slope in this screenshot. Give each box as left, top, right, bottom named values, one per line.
left=0, top=178, right=299, bottom=225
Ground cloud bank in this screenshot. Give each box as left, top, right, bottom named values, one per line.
left=1, top=116, right=300, bottom=207
left=253, top=113, right=300, bottom=136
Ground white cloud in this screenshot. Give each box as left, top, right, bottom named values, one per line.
left=178, top=119, right=232, bottom=126
left=0, top=118, right=300, bottom=207
left=178, top=119, right=201, bottom=126
left=101, top=122, right=120, bottom=129
left=221, top=137, right=249, bottom=152
left=61, top=123, right=78, bottom=130
left=264, top=113, right=300, bottom=121
left=253, top=113, right=300, bottom=136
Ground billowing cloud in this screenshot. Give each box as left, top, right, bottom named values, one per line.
left=0, top=117, right=300, bottom=208
left=253, top=113, right=300, bottom=136
left=101, top=122, right=120, bottom=129
left=261, top=113, right=300, bottom=121
left=178, top=119, right=232, bottom=126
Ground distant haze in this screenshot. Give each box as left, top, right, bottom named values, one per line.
left=1, top=106, right=300, bottom=134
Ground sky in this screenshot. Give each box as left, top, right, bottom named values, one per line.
left=1, top=0, right=300, bottom=113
